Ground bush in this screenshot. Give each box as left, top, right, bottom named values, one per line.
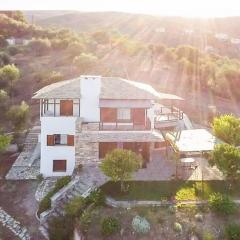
left=7, top=46, right=21, bottom=56
left=101, top=217, right=120, bottom=236
left=203, top=231, right=215, bottom=240
left=175, top=187, right=197, bottom=201
left=86, top=189, right=105, bottom=206
left=0, top=52, right=10, bottom=66
left=28, top=38, right=51, bottom=56
left=54, top=176, right=71, bottom=191
left=38, top=176, right=71, bottom=216
left=38, top=193, right=51, bottom=216
left=209, top=192, right=236, bottom=215
left=132, top=215, right=150, bottom=234
left=225, top=224, right=240, bottom=240
left=79, top=208, right=92, bottom=233
left=64, top=196, right=86, bottom=218
left=174, top=222, right=182, bottom=233
left=48, top=215, right=74, bottom=240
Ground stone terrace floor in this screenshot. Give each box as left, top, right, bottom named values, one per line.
left=134, top=149, right=224, bottom=181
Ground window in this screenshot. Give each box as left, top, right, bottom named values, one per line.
left=47, top=135, right=74, bottom=146
left=53, top=160, right=66, bottom=172
left=117, top=108, right=131, bottom=121
left=54, top=134, right=67, bottom=145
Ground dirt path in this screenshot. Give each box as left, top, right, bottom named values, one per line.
left=0, top=180, right=44, bottom=240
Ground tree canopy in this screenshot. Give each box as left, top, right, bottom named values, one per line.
left=212, top=115, right=240, bottom=146
left=100, top=149, right=142, bottom=191
left=209, top=143, right=240, bottom=181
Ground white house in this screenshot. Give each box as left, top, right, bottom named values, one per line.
left=33, top=75, right=184, bottom=177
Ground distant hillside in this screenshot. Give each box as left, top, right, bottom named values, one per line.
left=31, top=11, right=240, bottom=38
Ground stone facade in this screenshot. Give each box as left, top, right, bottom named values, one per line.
left=75, top=119, right=163, bottom=166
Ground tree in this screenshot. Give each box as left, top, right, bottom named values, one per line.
left=0, top=52, right=10, bottom=67
left=100, top=149, right=142, bottom=192
left=212, top=115, right=240, bottom=146
left=73, top=53, right=98, bottom=73
left=0, top=64, right=20, bottom=97
left=209, top=143, right=240, bottom=181
left=28, top=38, right=51, bottom=56
left=92, top=31, right=110, bottom=45
left=7, top=101, right=29, bottom=132
left=67, top=41, right=85, bottom=57
left=0, top=132, right=12, bottom=152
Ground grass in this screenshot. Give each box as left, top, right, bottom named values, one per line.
left=101, top=181, right=240, bottom=201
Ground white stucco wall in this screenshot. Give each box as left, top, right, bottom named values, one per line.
left=40, top=117, right=77, bottom=177
left=80, top=76, right=101, bottom=122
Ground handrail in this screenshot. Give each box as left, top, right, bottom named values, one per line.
left=99, top=121, right=151, bottom=131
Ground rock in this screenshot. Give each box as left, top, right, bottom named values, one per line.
left=194, top=213, right=203, bottom=222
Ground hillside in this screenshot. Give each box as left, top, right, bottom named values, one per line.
left=0, top=11, right=240, bottom=132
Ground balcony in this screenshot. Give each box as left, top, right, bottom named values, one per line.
left=154, top=106, right=183, bottom=129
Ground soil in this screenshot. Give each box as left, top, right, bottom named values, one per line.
left=0, top=180, right=44, bottom=240
left=0, top=153, right=17, bottom=179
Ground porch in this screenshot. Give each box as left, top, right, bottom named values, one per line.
left=134, top=149, right=224, bottom=181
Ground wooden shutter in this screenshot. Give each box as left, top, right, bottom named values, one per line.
left=99, top=142, right=117, bottom=159
left=132, top=108, right=146, bottom=125
left=67, top=135, right=74, bottom=146
left=53, top=160, right=67, bottom=172
left=100, top=108, right=117, bottom=122
left=47, top=135, right=54, bottom=146
left=60, top=100, right=73, bottom=116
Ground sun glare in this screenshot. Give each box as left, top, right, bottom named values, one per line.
left=1, top=0, right=240, bottom=18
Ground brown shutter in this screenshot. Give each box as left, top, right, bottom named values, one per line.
left=67, top=135, right=74, bottom=146
left=47, top=135, right=54, bottom=146
left=60, top=100, right=73, bottom=116
left=99, top=142, right=117, bottom=159
left=132, top=108, right=145, bottom=125
left=100, top=108, right=117, bottom=122
left=53, top=160, right=67, bottom=172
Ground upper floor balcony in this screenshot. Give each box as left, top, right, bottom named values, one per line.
left=40, top=99, right=80, bottom=117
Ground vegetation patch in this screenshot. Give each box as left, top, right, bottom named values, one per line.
left=38, top=176, right=71, bottom=216
left=101, top=217, right=120, bottom=236
left=101, top=180, right=240, bottom=201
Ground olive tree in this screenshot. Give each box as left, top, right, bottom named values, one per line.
left=73, top=53, right=98, bottom=73
left=212, top=115, right=240, bottom=146
left=100, top=149, right=142, bottom=192
left=209, top=143, right=240, bottom=181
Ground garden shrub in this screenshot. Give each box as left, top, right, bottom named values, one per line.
left=54, top=176, right=71, bottom=191
left=64, top=196, right=86, bottom=218
left=203, top=231, right=215, bottom=240
left=132, top=215, right=150, bottom=234
left=38, top=176, right=71, bottom=216
left=168, top=205, right=177, bottom=214
left=79, top=208, right=92, bottom=233
left=101, top=217, right=120, bottom=236
left=194, top=213, right=203, bottom=222
left=174, top=222, right=182, bottom=233
left=209, top=192, right=236, bottom=215
left=175, top=187, right=197, bottom=201
left=48, top=215, right=74, bottom=240
left=86, top=189, right=105, bottom=206
left=225, top=223, right=240, bottom=240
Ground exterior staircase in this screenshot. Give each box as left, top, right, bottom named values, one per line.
left=6, top=125, right=41, bottom=180
left=39, top=165, right=108, bottom=239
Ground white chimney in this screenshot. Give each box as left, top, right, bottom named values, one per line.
left=80, top=75, right=101, bottom=122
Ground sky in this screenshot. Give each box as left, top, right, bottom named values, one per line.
left=1, top=0, right=240, bottom=18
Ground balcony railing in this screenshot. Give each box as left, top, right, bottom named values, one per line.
left=99, top=121, right=151, bottom=131
left=154, top=106, right=183, bottom=122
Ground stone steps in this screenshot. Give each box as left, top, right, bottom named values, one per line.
left=39, top=165, right=108, bottom=239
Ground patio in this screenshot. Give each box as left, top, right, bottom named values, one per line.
left=134, top=148, right=224, bottom=181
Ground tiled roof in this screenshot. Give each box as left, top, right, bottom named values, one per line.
left=33, top=76, right=182, bottom=100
